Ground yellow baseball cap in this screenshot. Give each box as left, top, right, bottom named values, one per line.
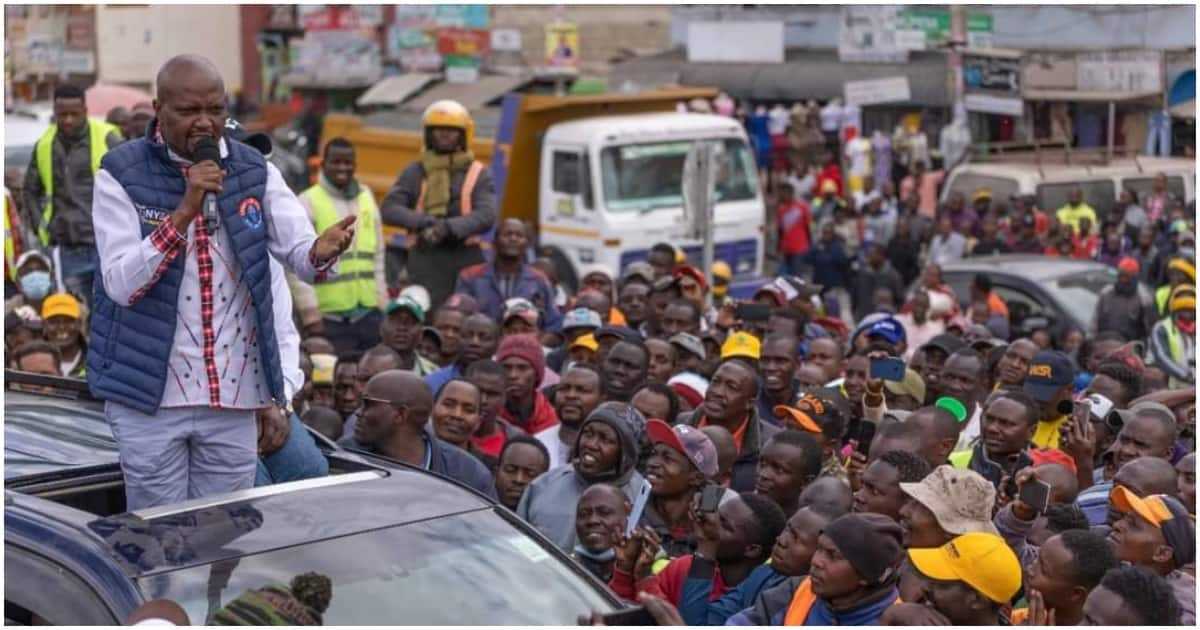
left=310, top=353, right=337, bottom=385
left=41, top=293, right=81, bottom=320
left=721, top=331, right=761, bottom=361
left=570, top=333, right=599, bottom=352
left=908, top=532, right=1021, bottom=604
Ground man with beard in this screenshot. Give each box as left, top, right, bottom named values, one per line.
left=1106, top=487, right=1196, bottom=624
left=601, top=339, right=650, bottom=403
left=518, top=403, right=647, bottom=550
left=1091, top=257, right=1157, bottom=342
left=641, top=420, right=720, bottom=559
left=756, top=334, right=802, bottom=426
left=571, top=484, right=630, bottom=582
left=341, top=370, right=494, bottom=496
left=425, top=313, right=499, bottom=393
left=679, top=360, right=780, bottom=492
left=536, top=364, right=603, bottom=469
left=340, top=346, right=403, bottom=437
left=727, top=513, right=903, bottom=625
left=493, top=435, right=549, bottom=510
left=994, top=338, right=1038, bottom=391
left=497, top=333, right=558, bottom=435
left=949, top=390, right=1038, bottom=496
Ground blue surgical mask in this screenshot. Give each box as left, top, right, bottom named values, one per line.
left=19, top=271, right=51, bottom=300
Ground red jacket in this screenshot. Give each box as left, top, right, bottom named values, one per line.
left=777, top=200, right=813, bottom=255
left=816, top=164, right=844, bottom=198
left=499, top=390, right=559, bottom=435
left=609, top=555, right=728, bottom=606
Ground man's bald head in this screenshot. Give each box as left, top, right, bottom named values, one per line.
left=579, top=483, right=629, bottom=509
left=1034, top=462, right=1080, bottom=504
left=155, top=54, right=224, bottom=101
left=1115, top=457, right=1180, bottom=497
left=906, top=406, right=961, bottom=468
left=365, top=370, right=434, bottom=418
left=701, top=425, right=737, bottom=482
left=797, top=476, right=852, bottom=516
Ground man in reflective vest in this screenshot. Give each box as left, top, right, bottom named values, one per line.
left=289, top=137, right=386, bottom=355
left=22, top=83, right=121, bottom=308
left=380, top=99, right=497, bottom=311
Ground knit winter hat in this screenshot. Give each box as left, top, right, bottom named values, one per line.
left=496, top=333, right=545, bottom=385
left=822, top=513, right=904, bottom=585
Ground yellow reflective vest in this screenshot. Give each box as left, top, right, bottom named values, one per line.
left=302, top=184, right=379, bottom=313
left=33, top=119, right=117, bottom=245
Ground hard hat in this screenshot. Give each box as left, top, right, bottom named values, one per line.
left=674, top=248, right=687, bottom=264
left=711, top=261, right=732, bottom=281
left=422, top=99, right=474, bottom=149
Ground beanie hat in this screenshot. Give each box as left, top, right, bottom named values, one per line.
left=822, top=513, right=904, bottom=585
left=496, top=334, right=545, bottom=386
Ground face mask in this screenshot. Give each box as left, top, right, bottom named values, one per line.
left=19, top=271, right=51, bottom=300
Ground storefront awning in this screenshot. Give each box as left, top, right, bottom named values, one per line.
left=356, top=73, right=441, bottom=107
left=403, top=75, right=533, bottom=112
left=611, top=48, right=952, bottom=107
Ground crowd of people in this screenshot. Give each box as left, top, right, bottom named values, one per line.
left=3, top=56, right=1197, bottom=626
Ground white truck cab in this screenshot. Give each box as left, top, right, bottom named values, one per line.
left=536, top=113, right=765, bottom=289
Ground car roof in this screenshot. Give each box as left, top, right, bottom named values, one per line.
left=71, top=468, right=494, bottom=578
left=939, top=254, right=1115, bottom=282
left=5, top=389, right=119, bottom=479
left=545, top=112, right=746, bottom=146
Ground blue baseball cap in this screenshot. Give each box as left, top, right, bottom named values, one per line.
left=562, top=307, right=602, bottom=332
left=1023, top=351, right=1075, bottom=403
left=866, top=316, right=906, bottom=345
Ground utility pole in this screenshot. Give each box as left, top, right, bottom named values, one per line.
left=949, top=4, right=967, bottom=104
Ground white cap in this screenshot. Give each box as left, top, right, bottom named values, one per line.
left=399, top=284, right=431, bottom=314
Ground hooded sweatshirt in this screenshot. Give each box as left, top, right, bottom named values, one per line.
left=516, top=404, right=646, bottom=551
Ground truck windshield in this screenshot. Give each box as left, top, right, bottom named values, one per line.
left=600, top=138, right=757, bottom=212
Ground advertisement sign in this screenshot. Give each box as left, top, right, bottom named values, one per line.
left=435, top=5, right=489, bottom=29
left=491, top=28, right=522, bottom=52
left=844, top=76, right=912, bottom=106
left=895, top=9, right=993, bottom=50
left=1077, top=50, right=1163, bottom=93
left=839, top=6, right=907, bottom=64
left=964, top=93, right=1024, bottom=117
left=964, top=53, right=1021, bottom=95
left=437, top=28, right=490, bottom=57
left=445, top=55, right=480, bottom=83
left=545, top=22, right=579, bottom=69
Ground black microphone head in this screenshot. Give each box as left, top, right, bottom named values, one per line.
left=193, top=136, right=221, bottom=163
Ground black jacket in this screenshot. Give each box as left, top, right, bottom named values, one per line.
left=339, top=427, right=496, bottom=499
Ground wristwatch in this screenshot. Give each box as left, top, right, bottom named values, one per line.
left=278, top=401, right=294, bottom=418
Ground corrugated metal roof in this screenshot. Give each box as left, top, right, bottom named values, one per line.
left=610, top=48, right=952, bottom=106
left=356, top=73, right=441, bottom=107
left=403, top=75, right=532, bottom=112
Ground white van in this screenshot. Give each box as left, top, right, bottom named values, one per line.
left=537, top=113, right=765, bottom=288
left=941, top=156, right=1195, bottom=216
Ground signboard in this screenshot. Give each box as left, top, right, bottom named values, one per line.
left=435, top=5, right=489, bottom=29
left=896, top=9, right=993, bottom=50
left=445, top=55, right=480, bottom=83
left=964, top=93, right=1024, bottom=117
left=437, top=28, right=490, bottom=57
left=839, top=6, right=907, bottom=64
left=1077, top=50, right=1163, bottom=93
left=289, top=29, right=382, bottom=87
left=686, top=22, right=783, bottom=64
left=59, top=49, right=95, bottom=75
left=391, top=6, right=439, bottom=71
left=491, top=28, right=522, bottom=52
left=545, top=22, right=579, bottom=69
left=964, top=53, right=1021, bottom=95
left=302, top=6, right=365, bottom=31
left=844, top=76, right=911, bottom=106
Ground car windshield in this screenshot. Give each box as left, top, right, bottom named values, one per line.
left=139, top=509, right=615, bottom=625
left=600, top=138, right=757, bottom=212
left=1046, top=268, right=1117, bottom=326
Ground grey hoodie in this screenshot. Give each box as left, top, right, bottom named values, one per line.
left=516, top=403, right=646, bottom=551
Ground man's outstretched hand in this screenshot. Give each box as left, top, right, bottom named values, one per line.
left=313, top=215, right=356, bottom=265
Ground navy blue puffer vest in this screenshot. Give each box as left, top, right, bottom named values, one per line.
left=87, top=133, right=285, bottom=414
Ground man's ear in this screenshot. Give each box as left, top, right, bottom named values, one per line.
left=1152, top=543, right=1176, bottom=567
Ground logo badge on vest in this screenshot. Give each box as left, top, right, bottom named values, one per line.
left=239, top=197, right=264, bottom=230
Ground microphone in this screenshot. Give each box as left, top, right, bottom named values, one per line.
left=193, top=137, right=222, bottom=233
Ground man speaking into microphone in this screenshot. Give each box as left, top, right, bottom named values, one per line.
left=89, top=54, right=355, bottom=509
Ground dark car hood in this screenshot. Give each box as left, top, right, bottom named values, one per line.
left=5, top=392, right=119, bottom=479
